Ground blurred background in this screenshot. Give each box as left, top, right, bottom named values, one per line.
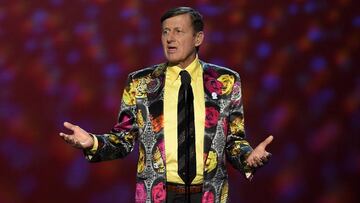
left=0, top=0, right=359, bottom=202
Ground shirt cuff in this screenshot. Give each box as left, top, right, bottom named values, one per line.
left=84, top=134, right=98, bottom=161
left=89, top=134, right=98, bottom=154
left=245, top=172, right=253, bottom=181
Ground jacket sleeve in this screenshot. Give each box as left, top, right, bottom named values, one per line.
left=225, top=72, right=255, bottom=179
left=84, top=74, right=139, bottom=162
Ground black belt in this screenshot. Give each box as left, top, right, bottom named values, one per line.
left=166, top=182, right=203, bottom=194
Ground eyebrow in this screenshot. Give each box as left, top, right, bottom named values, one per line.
left=162, top=26, right=182, bottom=30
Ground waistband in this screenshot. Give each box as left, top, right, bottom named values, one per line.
left=166, top=182, right=203, bottom=194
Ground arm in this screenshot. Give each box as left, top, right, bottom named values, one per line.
left=225, top=73, right=254, bottom=178
left=60, top=74, right=140, bottom=162
left=225, top=73, right=273, bottom=179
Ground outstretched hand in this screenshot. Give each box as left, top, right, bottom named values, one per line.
left=59, top=122, right=94, bottom=149
left=246, top=135, right=273, bottom=167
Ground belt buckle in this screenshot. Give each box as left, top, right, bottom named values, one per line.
left=176, top=185, right=185, bottom=193
left=167, top=183, right=202, bottom=194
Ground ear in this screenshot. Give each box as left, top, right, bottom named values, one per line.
left=195, top=31, right=204, bottom=47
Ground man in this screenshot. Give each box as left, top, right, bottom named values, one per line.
left=60, top=7, right=273, bottom=203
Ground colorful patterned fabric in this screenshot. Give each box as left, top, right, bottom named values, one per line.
left=85, top=61, right=256, bottom=203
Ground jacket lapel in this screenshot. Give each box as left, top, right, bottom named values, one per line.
left=147, top=63, right=167, bottom=103
left=201, top=61, right=222, bottom=162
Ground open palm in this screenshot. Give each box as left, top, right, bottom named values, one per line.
left=59, top=122, right=94, bottom=149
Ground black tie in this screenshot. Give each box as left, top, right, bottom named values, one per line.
left=177, top=70, right=196, bottom=186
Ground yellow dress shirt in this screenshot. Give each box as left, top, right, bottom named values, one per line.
left=164, top=57, right=205, bottom=184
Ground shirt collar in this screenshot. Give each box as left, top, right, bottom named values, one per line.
left=167, top=56, right=201, bottom=83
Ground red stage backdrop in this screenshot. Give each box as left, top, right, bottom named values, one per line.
left=0, top=0, right=359, bottom=202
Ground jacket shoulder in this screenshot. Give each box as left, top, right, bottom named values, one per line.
left=128, top=63, right=166, bottom=80
left=201, top=61, right=240, bottom=77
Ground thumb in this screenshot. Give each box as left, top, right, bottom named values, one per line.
left=260, top=135, right=274, bottom=148
left=63, top=121, right=77, bottom=131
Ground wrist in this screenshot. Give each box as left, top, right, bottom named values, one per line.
left=86, top=134, right=98, bottom=153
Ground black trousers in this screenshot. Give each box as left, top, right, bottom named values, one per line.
left=166, top=190, right=202, bottom=203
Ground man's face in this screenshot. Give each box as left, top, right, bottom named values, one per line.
left=161, top=14, right=203, bottom=68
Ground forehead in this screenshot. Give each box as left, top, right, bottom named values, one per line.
left=161, top=13, right=192, bottom=29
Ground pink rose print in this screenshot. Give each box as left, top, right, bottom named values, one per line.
left=202, top=191, right=215, bottom=203
left=205, top=106, right=220, bottom=128
left=222, top=117, right=228, bottom=137
left=204, top=74, right=222, bottom=95
left=152, top=182, right=166, bottom=203
left=206, top=68, right=219, bottom=78
left=158, top=140, right=166, bottom=161
left=135, top=182, right=146, bottom=203
left=231, top=81, right=242, bottom=104
left=113, top=113, right=132, bottom=131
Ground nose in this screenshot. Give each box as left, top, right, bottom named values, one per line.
left=166, top=32, right=175, bottom=43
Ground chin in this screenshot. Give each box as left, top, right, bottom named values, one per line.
left=165, top=57, right=180, bottom=64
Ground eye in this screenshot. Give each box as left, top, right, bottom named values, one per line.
left=162, top=30, right=169, bottom=35
left=175, top=29, right=183, bottom=34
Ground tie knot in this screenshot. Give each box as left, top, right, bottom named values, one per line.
left=180, top=70, right=191, bottom=85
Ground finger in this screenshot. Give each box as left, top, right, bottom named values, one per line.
left=60, top=133, right=75, bottom=144
left=63, top=122, right=77, bottom=131
left=245, top=157, right=252, bottom=166
left=246, top=154, right=255, bottom=165
left=62, top=134, right=73, bottom=143
left=260, top=156, right=268, bottom=163
left=59, top=132, right=70, bottom=137
left=247, top=156, right=258, bottom=167
left=254, top=156, right=261, bottom=163
left=261, top=135, right=274, bottom=148
left=59, top=132, right=70, bottom=140
left=245, top=158, right=250, bottom=166
left=256, top=157, right=264, bottom=165
left=59, top=132, right=75, bottom=141
left=266, top=152, right=272, bottom=159
left=261, top=157, right=269, bottom=165
left=261, top=152, right=272, bottom=162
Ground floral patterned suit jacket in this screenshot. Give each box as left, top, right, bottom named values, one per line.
left=85, top=61, right=255, bottom=203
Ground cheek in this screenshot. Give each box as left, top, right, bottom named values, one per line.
left=182, top=40, right=196, bottom=52
left=161, top=37, right=167, bottom=47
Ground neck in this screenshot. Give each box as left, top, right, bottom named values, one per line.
left=170, top=52, right=197, bottom=69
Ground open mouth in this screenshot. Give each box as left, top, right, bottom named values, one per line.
left=167, top=46, right=177, bottom=53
